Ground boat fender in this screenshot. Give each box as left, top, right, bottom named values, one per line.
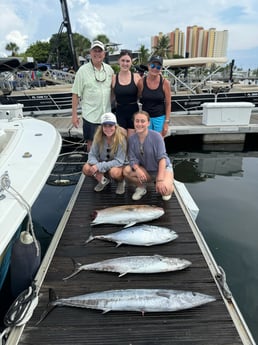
left=20, top=231, right=33, bottom=244
left=10, top=231, right=41, bottom=298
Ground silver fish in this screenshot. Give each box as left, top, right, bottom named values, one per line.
left=63, top=255, right=191, bottom=280
left=86, top=224, right=178, bottom=247
left=90, top=204, right=164, bottom=228
left=40, top=288, right=215, bottom=319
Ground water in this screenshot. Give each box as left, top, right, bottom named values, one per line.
left=172, top=150, right=258, bottom=343
left=31, top=183, right=76, bottom=254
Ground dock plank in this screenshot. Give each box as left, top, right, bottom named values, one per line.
left=17, top=177, right=244, bottom=345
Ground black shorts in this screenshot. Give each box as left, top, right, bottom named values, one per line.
left=82, top=119, right=100, bottom=141
left=116, top=103, right=139, bottom=130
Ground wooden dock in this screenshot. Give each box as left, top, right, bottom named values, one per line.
left=39, top=112, right=258, bottom=143
left=7, top=176, right=255, bottom=345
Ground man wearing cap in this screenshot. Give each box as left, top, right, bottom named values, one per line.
left=72, top=40, right=114, bottom=151
left=138, top=55, right=171, bottom=137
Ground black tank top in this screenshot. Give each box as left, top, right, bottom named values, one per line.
left=141, top=75, right=165, bottom=117
left=114, top=72, right=138, bottom=105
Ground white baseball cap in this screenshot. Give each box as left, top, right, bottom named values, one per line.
left=91, top=40, right=105, bottom=51
left=101, top=113, right=117, bottom=125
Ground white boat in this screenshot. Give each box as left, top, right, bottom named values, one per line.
left=0, top=103, right=62, bottom=292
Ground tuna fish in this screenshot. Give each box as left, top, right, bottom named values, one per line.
left=38, top=288, right=216, bottom=322
left=63, top=255, right=191, bottom=280
left=85, top=224, right=178, bottom=247
left=90, top=204, right=164, bottom=228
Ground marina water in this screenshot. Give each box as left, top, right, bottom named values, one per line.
left=171, top=140, right=258, bottom=343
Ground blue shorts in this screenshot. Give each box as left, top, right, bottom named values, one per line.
left=148, top=115, right=165, bottom=132
left=82, top=119, right=99, bottom=141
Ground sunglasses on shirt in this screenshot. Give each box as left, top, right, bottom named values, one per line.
left=106, top=148, right=111, bottom=160
left=150, top=63, right=162, bottom=70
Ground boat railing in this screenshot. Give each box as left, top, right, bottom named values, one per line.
left=163, top=62, right=232, bottom=95
left=41, top=69, right=75, bottom=85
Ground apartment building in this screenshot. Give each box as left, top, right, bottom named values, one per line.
left=152, top=26, right=228, bottom=58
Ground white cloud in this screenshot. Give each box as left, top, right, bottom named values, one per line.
left=6, top=31, right=28, bottom=53
left=1, top=0, right=258, bottom=69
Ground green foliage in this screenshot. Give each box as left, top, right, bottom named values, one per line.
left=5, top=42, right=19, bottom=56
left=152, top=34, right=171, bottom=58
left=137, top=45, right=149, bottom=64
left=25, top=41, right=50, bottom=62
left=111, top=64, right=120, bottom=74
left=94, top=34, right=110, bottom=45
left=49, top=32, right=91, bottom=68
left=74, top=33, right=91, bottom=57
left=253, top=69, right=258, bottom=77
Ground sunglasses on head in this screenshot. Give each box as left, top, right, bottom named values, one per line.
left=150, top=63, right=162, bottom=70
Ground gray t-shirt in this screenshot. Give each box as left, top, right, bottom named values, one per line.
left=87, top=136, right=128, bottom=173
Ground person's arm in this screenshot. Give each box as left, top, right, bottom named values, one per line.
left=163, top=79, right=171, bottom=120
left=111, top=74, right=116, bottom=104
left=156, top=158, right=167, bottom=182
left=134, top=73, right=142, bottom=87
left=162, top=78, right=172, bottom=136
left=72, top=93, right=80, bottom=128
left=137, top=77, right=143, bottom=99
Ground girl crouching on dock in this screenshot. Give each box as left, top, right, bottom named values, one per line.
left=123, top=110, right=174, bottom=201
left=82, top=113, right=127, bottom=194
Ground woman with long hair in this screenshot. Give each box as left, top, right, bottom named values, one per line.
left=83, top=112, right=127, bottom=194
left=112, top=50, right=141, bottom=137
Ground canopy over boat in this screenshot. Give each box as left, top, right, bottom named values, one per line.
left=0, top=58, right=21, bottom=72
left=163, top=56, right=228, bottom=68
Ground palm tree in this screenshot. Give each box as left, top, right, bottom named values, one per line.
left=5, top=42, right=19, bottom=56
left=137, top=44, right=149, bottom=65
left=94, top=34, right=110, bottom=49
left=152, top=34, right=171, bottom=58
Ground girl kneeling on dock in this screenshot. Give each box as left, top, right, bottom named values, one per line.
left=82, top=113, right=127, bottom=194
left=123, top=110, right=174, bottom=201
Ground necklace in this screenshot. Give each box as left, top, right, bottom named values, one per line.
left=91, top=61, right=107, bottom=82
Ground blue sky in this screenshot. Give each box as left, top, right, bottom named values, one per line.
left=0, top=0, right=258, bottom=70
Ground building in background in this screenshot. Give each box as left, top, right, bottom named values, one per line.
left=151, top=26, right=228, bottom=59
left=151, top=29, right=185, bottom=58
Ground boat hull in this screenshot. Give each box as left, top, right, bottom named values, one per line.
left=0, top=110, right=62, bottom=289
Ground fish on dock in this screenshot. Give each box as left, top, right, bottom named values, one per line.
left=90, top=204, right=164, bottom=228
left=85, top=224, right=178, bottom=247
left=38, top=288, right=216, bottom=322
left=63, top=255, right=191, bottom=280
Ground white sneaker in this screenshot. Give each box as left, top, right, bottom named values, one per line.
left=132, top=187, right=147, bottom=201
left=116, top=180, right=126, bottom=195
left=162, top=194, right=172, bottom=201
left=94, top=177, right=110, bottom=192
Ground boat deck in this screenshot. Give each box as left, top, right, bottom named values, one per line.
left=8, top=176, right=252, bottom=345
